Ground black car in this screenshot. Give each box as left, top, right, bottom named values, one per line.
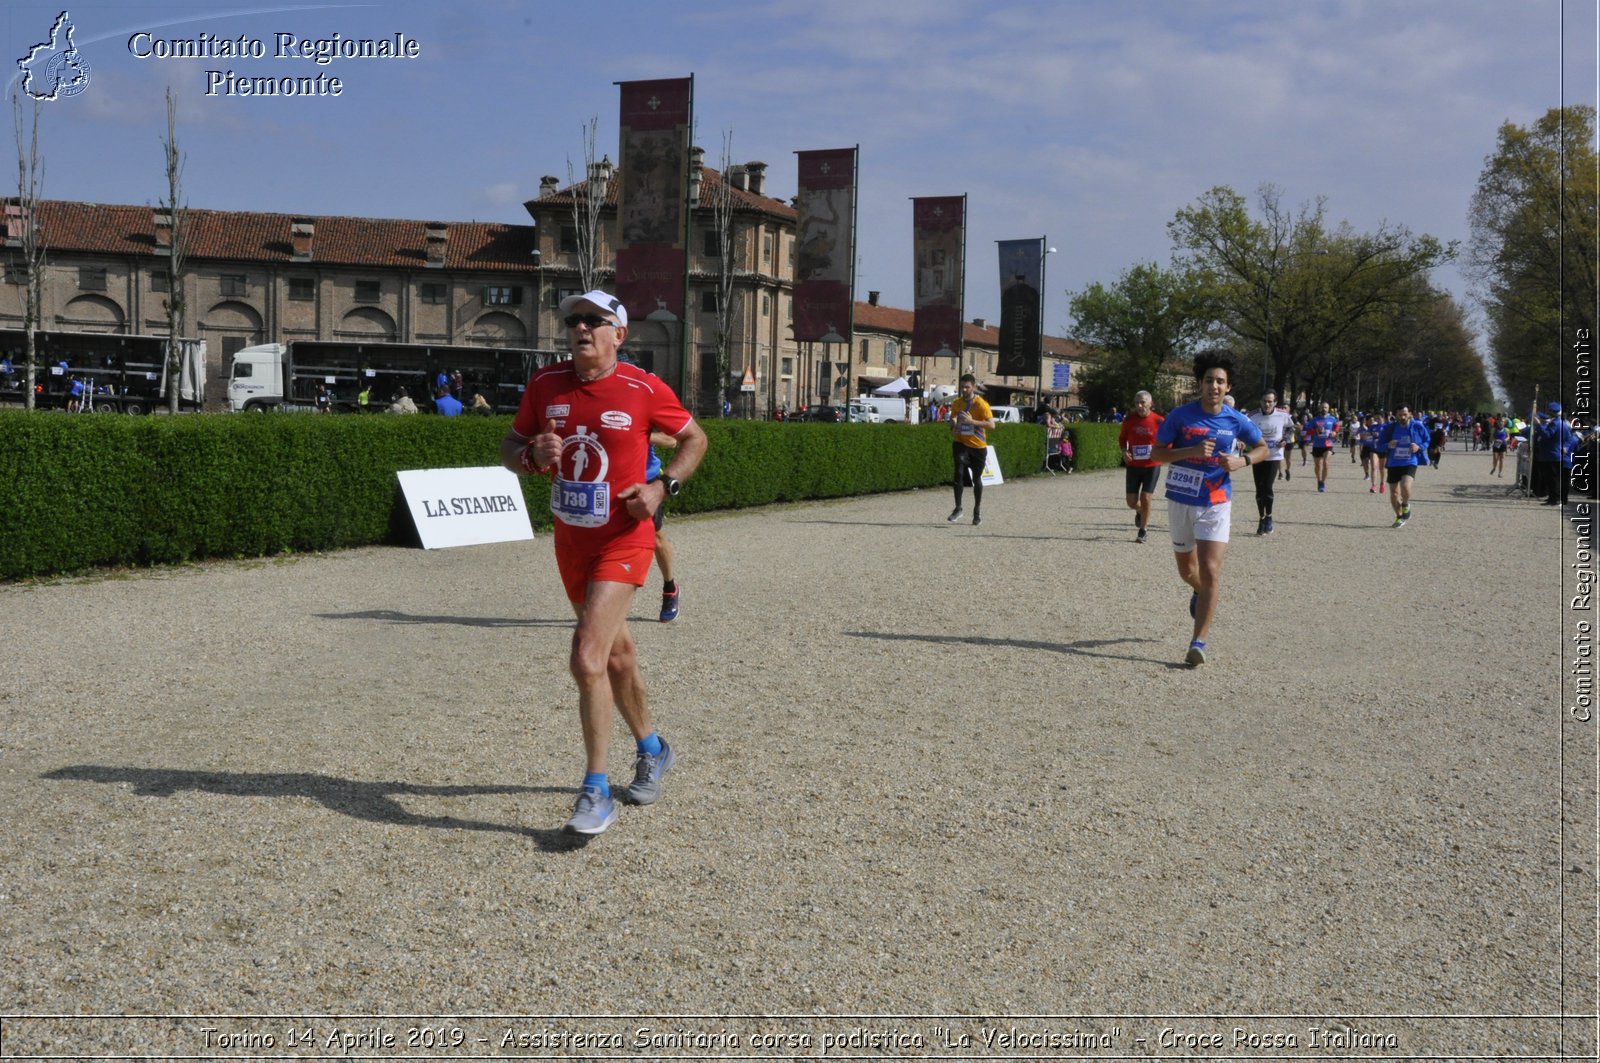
left=802, top=405, right=847, bottom=422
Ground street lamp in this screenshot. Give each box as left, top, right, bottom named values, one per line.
left=1034, top=244, right=1057, bottom=412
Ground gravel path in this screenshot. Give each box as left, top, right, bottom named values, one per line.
left=1, top=442, right=1592, bottom=1058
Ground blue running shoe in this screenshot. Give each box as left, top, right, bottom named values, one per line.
left=659, top=584, right=680, bottom=623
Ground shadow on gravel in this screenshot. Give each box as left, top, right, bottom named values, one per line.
left=43, top=765, right=589, bottom=852
left=316, top=609, right=571, bottom=628
left=848, top=629, right=1164, bottom=665
left=786, top=519, right=946, bottom=529
left=1439, top=484, right=1537, bottom=505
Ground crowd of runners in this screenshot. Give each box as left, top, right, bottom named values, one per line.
left=496, top=292, right=1587, bottom=836
left=1097, top=365, right=1593, bottom=672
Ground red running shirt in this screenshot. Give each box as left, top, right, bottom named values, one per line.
left=513, top=362, right=693, bottom=551
left=1118, top=411, right=1165, bottom=468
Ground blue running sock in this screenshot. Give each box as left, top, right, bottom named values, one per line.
left=637, top=732, right=664, bottom=757
left=583, top=771, right=610, bottom=796
left=1189, top=640, right=1206, bottom=651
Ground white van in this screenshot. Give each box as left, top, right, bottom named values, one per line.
left=857, top=395, right=919, bottom=423
left=846, top=401, right=879, bottom=423
left=989, top=405, right=1024, bottom=424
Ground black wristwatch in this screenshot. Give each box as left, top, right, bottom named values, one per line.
left=658, top=474, right=682, bottom=497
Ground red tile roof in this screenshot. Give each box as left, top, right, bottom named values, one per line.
left=33, top=200, right=537, bottom=272
left=527, top=166, right=796, bottom=222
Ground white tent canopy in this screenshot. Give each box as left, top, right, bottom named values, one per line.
left=871, top=376, right=914, bottom=396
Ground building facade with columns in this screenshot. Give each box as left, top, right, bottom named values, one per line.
left=2, top=183, right=1091, bottom=415
left=524, top=160, right=804, bottom=417
left=0, top=199, right=547, bottom=409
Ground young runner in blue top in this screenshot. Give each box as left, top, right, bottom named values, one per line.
left=1153, top=351, right=1268, bottom=667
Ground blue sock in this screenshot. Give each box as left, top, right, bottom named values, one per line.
left=1190, top=640, right=1206, bottom=651
left=582, top=771, right=609, bottom=796
left=637, top=732, right=663, bottom=757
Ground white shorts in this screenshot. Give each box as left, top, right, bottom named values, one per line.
left=1168, top=499, right=1231, bottom=551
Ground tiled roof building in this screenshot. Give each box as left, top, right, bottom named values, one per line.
left=2, top=174, right=1090, bottom=414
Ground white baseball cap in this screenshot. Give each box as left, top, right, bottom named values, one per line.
left=558, top=289, right=628, bottom=328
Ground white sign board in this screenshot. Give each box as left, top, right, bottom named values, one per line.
left=396, top=467, right=535, bottom=549
left=981, top=445, right=1005, bottom=486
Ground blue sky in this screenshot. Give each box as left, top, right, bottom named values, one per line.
left=2, top=0, right=1593, bottom=357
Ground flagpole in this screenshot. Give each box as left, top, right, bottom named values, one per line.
left=847, top=145, right=860, bottom=408
left=1034, top=237, right=1050, bottom=412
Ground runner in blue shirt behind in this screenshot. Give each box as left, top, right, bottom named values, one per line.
left=1153, top=350, right=1268, bottom=667
left=1376, top=405, right=1431, bottom=527
left=1307, top=402, right=1341, bottom=492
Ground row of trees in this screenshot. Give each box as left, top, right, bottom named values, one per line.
left=1468, top=105, right=1596, bottom=415
left=10, top=89, right=191, bottom=412
left=1066, top=105, right=1600, bottom=418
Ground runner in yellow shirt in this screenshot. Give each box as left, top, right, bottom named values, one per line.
left=948, top=372, right=995, bottom=526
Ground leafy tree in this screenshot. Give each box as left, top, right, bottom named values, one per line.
left=1333, top=281, right=1492, bottom=413
left=1066, top=261, right=1206, bottom=412
left=1468, top=105, right=1598, bottom=412
left=1168, top=185, right=1453, bottom=405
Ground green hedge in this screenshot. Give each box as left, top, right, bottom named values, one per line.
left=0, top=412, right=1056, bottom=579
left=1064, top=421, right=1124, bottom=471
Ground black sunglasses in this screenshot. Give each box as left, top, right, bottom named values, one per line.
left=563, top=313, right=619, bottom=329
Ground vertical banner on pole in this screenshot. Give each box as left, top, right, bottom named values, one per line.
left=911, top=195, right=965, bottom=361
left=997, top=238, right=1044, bottom=377
left=793, top=147, right=858, bottom=344
left=615, top=77, right=692, bottom=328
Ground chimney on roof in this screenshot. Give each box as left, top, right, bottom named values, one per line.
left=586, top=155, right=613, bottom=204
left=688, top=146, right=705, bottom=207
left=4, top=201, right=26, bottom=248
left=727, top=164, right=748, bottom=192
left=868, top=290, right=880, bottom=306
left=971, top=317, right=986, bottom=329
left=424, top=222, right=447, bottom=268
left=291, top=218, right=315, bottom=262
left=539, top=175, right=560, bottom=198
left=153, top=208, right=173, bottom=255
left=745, top=160, right=767, bottom=195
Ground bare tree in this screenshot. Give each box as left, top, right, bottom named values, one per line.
left=160, top=87, right=191, bottom=413
left=566, top=116, right=611, bottom=292
left=707, top=131, right=737, bottom=416
left=11, top=92, right=45, bottom=410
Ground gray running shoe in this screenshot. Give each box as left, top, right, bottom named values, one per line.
left=625, top=740, right=676, bottom=805
left=947, top=508, right=963, bottom=523
left=1185, top=643, right=1207, bottom=667
left=563, top=786, right=617, bottom=835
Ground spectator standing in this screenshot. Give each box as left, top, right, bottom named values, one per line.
left=1533, top=402, right=1579, bottom=505
left=434, top=386, right=464, bottom=416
